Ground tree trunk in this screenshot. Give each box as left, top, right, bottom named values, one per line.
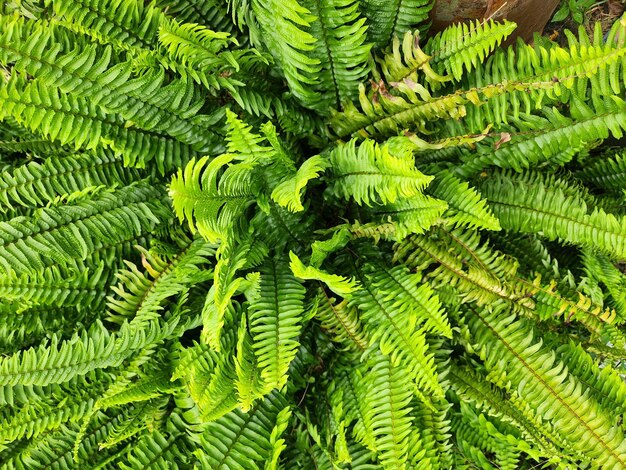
left=430, top=0, right=561, bottom=42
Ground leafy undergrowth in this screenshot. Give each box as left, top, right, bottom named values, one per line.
left=0, top=0, right=625, bottom=469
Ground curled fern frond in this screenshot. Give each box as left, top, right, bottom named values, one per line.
left=327, top=137, right=433, bottom=206
left=169, top=154, right=258, bottom=244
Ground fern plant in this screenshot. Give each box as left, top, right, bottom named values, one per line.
left=0, top=0, right=626, bottom=468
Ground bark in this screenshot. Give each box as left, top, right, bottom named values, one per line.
left=430, top=0, right=561, bottom=43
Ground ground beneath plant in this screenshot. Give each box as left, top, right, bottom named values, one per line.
left=547, top=0, right=625, bottom=45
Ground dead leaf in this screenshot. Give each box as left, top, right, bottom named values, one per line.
left=494, top=132, right=511, bottom=150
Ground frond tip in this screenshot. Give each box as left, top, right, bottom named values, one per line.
left=169, top=155, right=258, bottom=243
left=327, top=137, right=433, bottom=206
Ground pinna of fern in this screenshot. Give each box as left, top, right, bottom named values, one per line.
left=0, top=0, right=625, bottom=468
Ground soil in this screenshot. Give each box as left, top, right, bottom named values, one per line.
left=546, top=0, right=625, bottom=46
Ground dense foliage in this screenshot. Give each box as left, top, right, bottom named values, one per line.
left=0, top=0, right=625, bottom=468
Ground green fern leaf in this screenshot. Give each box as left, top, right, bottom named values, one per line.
left=360, top=0, right=433, bottom=49
left=248, top=260, right=306, bottom=391
left=301, top=0, right=372, bottom=110
left=425, top=19, right=517, bottom=81
left=480, top=171, right=626, bottom=260
left=327, top=137, right=433, bottom=206
left=169, top=154, right=258, bottom=244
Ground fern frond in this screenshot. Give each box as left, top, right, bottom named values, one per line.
left=265, top=406, right=292, bottom=470
left=558, top=342, right=626, bottom=422
left=0, top=315, right=184, bottom=387
left=582, top=249, right=626, bottom=320
left=156, top=0, right=238, bottom=36
left=271, top=155, right=327, bottom=212
left=395, top=228, right=528, bottom=309
left=368, top=193, right=447, bottom=238
left=355, top=354, right=415, bottom=469
left=251, top=0, right=320, bottom=104
left=226, top=110, right=278, bottom=162
left=51, top=0, right=163, bottom=49
left=119, top=414, right=192, bottom=469
left=0, top=182, right=169, bottom=274
left=200, top=243, right=250, bottom=350
left=196, top=391, right=289, bottom=468
left=12, top=410, right=129, bottom=469
left=0, top=150, right=141, bottom=213
left=330, top=77, right=550, bottom=140
left=0, top=262, right=109, bottom=311
left=480, top=171, right=626, bottom=260
left=0, top=304, right=89, bottom=353
left=300, top=0, right=371, bottom=110
left=360, top=0, right=432, bottom=49
left=157, top=17, right=263, bottom=93
left=0, top=72, right=202, bottom=172
left=250, top=201, right=315, bottom=251
left=0, top=371, right=110, bottom=445
left=249, top=259, right=306, bottom=391
left=0, top=18, right=222, bottom=170
left=577, top=150, right=626, bottom=192
left=457, top=101, right=626, bottom=176
left=99, top=397, right=169, bottom=450
left=374, top=30, right=447, bottom=88
left=428, top=170, right=501, bottom=231
left=425, top=19, right=517, bottom=81
left=314, top=289, right=369, bottom=352
left=169, top=154, right=258, bottom=244
left=290, top=252, right=358, bottom=296
left=351, top=260, right=443, bottom=396
left=327, top=138, right=433, bottom=206
left=449, top=365, right=567, bottom=462
left=107, top=238, right=214, bottom=326
left=235, top=315, right=266, bottom=411
left=463, top=21, right=626, bottom=131
left=470, top=306, right=626, bottom=468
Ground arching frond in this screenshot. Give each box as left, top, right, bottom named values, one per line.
left=0, top=150, right=141, bottom=213
left=51, top=0, right=164, bottom=49
left=300, top=0, right=372, bottom=111
left=360, top=0, right=433, bottom=49
left=425, top=19, right=517, bottom=81
left=327, top=138, right=433, bottom=206
left=0, top=262, right=109, bottom=311
left=0, top=72, right=203, bottom=173
left=0, top=182, right=169, bottom=275
left=469, top=306, right=626, bottom=469
left=480, top=171, right=626, bottom=260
